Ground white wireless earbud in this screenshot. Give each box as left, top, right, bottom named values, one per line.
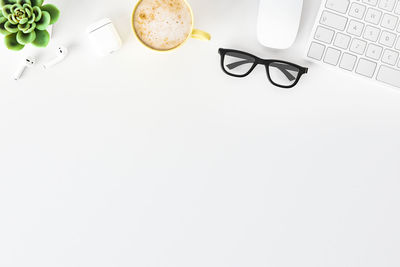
left=43, top=45, right=68, bottom=69
left=14, top=56, right=37, bottom=81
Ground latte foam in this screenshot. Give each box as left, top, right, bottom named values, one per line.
left=134, top=0, right=193, bottom=50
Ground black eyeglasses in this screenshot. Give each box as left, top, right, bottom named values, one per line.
left=218, top=48, right=308, bottom=89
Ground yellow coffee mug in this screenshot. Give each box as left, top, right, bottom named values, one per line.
left=132, top=0, right=211, bottom=52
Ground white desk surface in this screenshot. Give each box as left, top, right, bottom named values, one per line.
left=1, top=0, right=400, bottom=266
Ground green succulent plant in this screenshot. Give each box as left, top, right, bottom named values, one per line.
left=0, top=0, right=60, bottom=51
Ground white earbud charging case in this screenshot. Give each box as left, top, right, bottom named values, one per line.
left=87, top=18, right=122, bottom=56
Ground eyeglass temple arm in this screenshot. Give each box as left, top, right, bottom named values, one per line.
left=226, top=60, right=297, bottom=81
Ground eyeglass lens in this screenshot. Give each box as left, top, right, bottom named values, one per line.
left=268, top=62, right=300, bottom=87
left=223, top=51, right=256, bottom=76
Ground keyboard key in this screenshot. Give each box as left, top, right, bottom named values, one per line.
left=350, top=38, right=368, bottom=54
left=347, top=20, right=365, bottom=36
left=356, top=58, right=377, bottom=77
left=326, top=0, right=350, bottom=13
left=314, top=26, right=335, bottom=44
left=308, top=42, right=326, bottom=60
left=379, top=31, right=397, bottom=47
left=334, top=32, right=351, bottom=49
left=366, top=43, right=383, bottom=59
left=395, top=1, right=400, bottom=14
left=365, top=8, right=382, bottom=24
left=382, top=49, right=399, bottom=65
left=364, top=25, right=381, bottom=41
left=376, top=65, right=400, bottom=87
left=320, top=11, right=348, bottom=31
left=379, top=0, right=396, bottom=11
left=349, top=3, right=367, bottom=19
left=363, top=0, right=378, bottom=6
left=381, top=13, right=398, bottom=30
left=324, top=47, right=342, bottom=65
left=340, top=53, right=357, bottom=70
left=395, top=36, right=400, bottom=49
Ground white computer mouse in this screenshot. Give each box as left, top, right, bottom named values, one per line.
left=257, top=0, right=304, bottom=49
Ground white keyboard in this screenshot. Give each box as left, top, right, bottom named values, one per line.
left=306, top=0, right=400, bottom=89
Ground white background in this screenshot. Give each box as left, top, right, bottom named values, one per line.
left=1, top=0, right=400, bottom=266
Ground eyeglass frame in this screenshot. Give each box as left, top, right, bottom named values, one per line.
left=218, top=48, right=309, bottom=89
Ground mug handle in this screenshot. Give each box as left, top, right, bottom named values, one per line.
left=191, top=29, right=211, bottom=41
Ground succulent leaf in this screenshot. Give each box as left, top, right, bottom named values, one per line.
left=10, top=3, right=21, bottom=12
left=17, top=0, right=30, bottom=6
left=35, top=9, right=47, bottom=29
left=24, top=6, right=31, bottom=17
left=32, top=5, right=39, bottom=20
left=17, top=21, right=27, bottom=30
left=0, top=0, right=17, bottom=7
left=27, top=12, right=34, bottom=23
left=5, top=32, right=24, bottom=50
left=22, top=20, right=33, bottom=32
left=2, top=4, right=12, bottom=16
left=0, top=16, right=8, bottom=34
left=16, top=28, right=34, bottom=43
left=9, top=14, right=18, bottom=24
left=30, top=0, right=42, bottom=7
left=4, top=20, right=17, bottom=32
left=18, top=17, right=27, bottom=24
left=31, top=28, right=47, bottom=47
left=40, top=4, right=58, bottom=24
